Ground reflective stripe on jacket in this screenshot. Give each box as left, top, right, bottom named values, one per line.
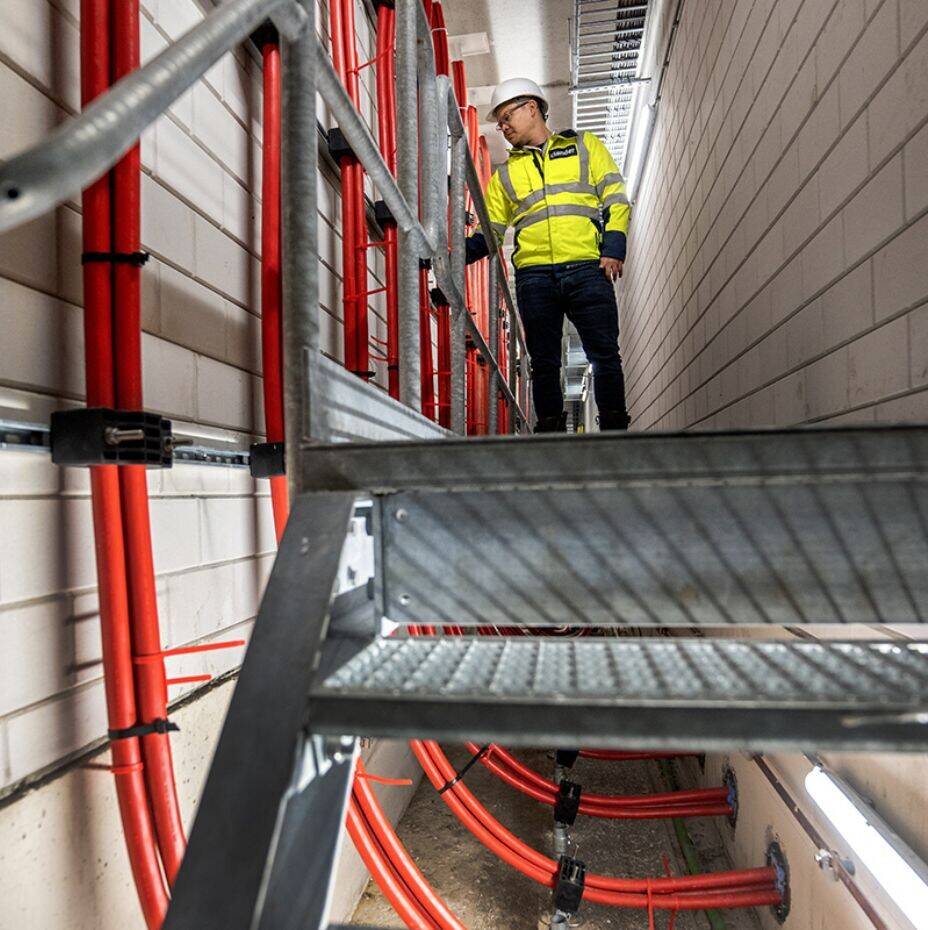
left=481, top=129, right=630, bottom=269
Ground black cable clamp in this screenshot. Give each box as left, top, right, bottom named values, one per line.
left=373, top=200, right=395, bottom=227
left=553, top=855, right=586, bottom=915
left=555, top=749, right=579, bottom=770
left=249, top=441, right=286, bottom=478
left=327, top=127, right=356, bottom=162
left=437, top=744, right=491, bottom=794
left=554, top=779, right=582, bottom=826
left=419, top=257, right=432, bottom=271
left=249, top=20, right=279, bottom=49
left=50, top=408, right=173, bottom=467
left=81, top=250, right=150, bottom=267
left=108, top=718, right=179, bottom=742
left=429, top=286, right=448, bottom=307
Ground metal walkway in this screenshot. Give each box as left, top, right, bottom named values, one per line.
left=163, top=424, right=928, bottom=930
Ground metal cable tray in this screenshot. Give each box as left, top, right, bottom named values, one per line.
left=310, top=637, right=928, bottom=752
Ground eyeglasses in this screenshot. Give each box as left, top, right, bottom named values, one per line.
left=495, top=100, right=532, bottom=131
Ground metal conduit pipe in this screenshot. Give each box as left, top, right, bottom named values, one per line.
left=0, top=0, right=306, bottom=233
left=447, top=130, right=468, bottom=434
left=281, top=0, right=319, bottom=496
left=395, top=0, right=424, bottom=409
left=487, top=257, right=500, bottom=435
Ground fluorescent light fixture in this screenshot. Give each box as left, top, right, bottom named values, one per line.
left=623, top=101, right=653, bottom=202
left=805, top=765, right=928, bottom=929
left=447, top=32, right=491, bottom=58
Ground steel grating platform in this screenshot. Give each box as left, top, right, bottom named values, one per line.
left=309, top=637, right=928, bottom=751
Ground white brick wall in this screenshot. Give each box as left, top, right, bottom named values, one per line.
left=623, top=4, right=928, bottom=928
left=621, top=0, right=928, bottom=432
left=0, top=0, right=390, bottom=793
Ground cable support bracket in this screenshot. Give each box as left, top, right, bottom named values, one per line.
left=554, top=779, right=582, bottom=826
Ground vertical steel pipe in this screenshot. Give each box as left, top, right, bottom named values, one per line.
left=487, top=256, right=499, bottom=435
left=281, top=1, right=318, bottom=497
left=395, top=0, right=421, bottom=410
left=449, top=131, right=467, bottom=435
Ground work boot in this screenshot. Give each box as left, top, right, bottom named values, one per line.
left=534, top=412, right=568, bottom=433
left=597, top=409, right=630, bottom=431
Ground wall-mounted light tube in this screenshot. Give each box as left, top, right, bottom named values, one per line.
left=805, top=765, right=928, bottom=930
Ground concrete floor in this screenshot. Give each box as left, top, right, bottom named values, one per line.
left=350, top=748, right=765, bottom=930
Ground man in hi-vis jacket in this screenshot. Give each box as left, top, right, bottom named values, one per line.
left=466, top=77, right=631, bottom=433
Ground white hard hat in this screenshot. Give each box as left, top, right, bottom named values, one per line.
left=487, top=78, right=548, bottom=121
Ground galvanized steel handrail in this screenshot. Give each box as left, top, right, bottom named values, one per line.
left=0, top=0, right=306, bottom=234
left=0, top=0, right=530, bottom=434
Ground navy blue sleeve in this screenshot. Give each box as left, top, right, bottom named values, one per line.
left=465, top=232, right=490, bottom=265
left=600, top=231, right=627, bottom=262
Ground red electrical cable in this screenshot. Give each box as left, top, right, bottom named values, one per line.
left=580, top=750, right=702, bottom=762
left=354, top=761, right=465, bottom=930
left=79, top=1, right=168, bottom=924
left=347, top=799, right=440, bottom=930
left=472, top=744, right=730, bottom=814
left=260, top=39, right=289, bottom=542
left=331, top=0, right=370, bottom=381
left=112, top=0, right=186, bottom=887
left=413, top=741, right=779, bottom=908
left=375, top=3, right=400, bottom=399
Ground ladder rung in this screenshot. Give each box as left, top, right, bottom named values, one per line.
left=310, top=638, right=928, bottom=752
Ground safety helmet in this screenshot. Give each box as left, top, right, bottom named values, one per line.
left=487, top=78, right=549, bottom=121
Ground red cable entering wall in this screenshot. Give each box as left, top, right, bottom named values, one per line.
left=412, top=741, right=781, bottom=911
left=469, top=744, right=732, bottom=819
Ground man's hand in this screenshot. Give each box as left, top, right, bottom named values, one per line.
left=600, top=257, right=624, bottom=282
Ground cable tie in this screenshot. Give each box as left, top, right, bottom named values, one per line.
left=81, top=250, right=150, bottom=267
left=356, top=772, right=414, bottom=787
left=110, top=762, right=145, bottom=776
left=437, top=744, right=491, bottom=794
left=107, top=718, right=179, bottom=742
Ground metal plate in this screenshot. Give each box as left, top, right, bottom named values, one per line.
left=309, top=638, right=928, bottom=751
left=299, top=424, right=928, bottom=493
left=378, top=478, right=928, bottom=625
left=309, top=352, right=450, bottom=443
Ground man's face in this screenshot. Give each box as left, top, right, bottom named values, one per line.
left=495, top=99, right=537, bottom=147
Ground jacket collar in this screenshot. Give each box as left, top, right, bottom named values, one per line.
left=509, top=129, right=578, bottom=158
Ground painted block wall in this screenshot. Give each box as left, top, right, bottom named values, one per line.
left=621, top=0, right=928, bottom=431
left=622, top=1, right=928, bottom=927
left=0, top=0, right=421, bottom=926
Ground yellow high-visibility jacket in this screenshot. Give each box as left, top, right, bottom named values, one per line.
left=468, top=129, right=630, bottom=270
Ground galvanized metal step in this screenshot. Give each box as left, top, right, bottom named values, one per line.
left=309, top=637, right=928, bottom=751
left=301, top=425, right=928, bottom=627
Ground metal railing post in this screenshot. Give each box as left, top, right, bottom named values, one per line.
left=396, top=0, right=421, bottom=411
left=508, top=304, right=519, bottom=433
left=487, top=258, right=499, bottom=435
left=281, top=1, right=317, bottom=496
left=449, top=132, right=468, bottom=435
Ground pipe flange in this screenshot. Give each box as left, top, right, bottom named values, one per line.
left=767, top=840, right=790, bottom=923
left=723, top=764, right=738, bottom=829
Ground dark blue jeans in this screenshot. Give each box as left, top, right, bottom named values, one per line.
left=514, top=260, right=628, bottom=419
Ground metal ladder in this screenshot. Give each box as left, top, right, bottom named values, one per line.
left=164, top=423, right=928, bottom=930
